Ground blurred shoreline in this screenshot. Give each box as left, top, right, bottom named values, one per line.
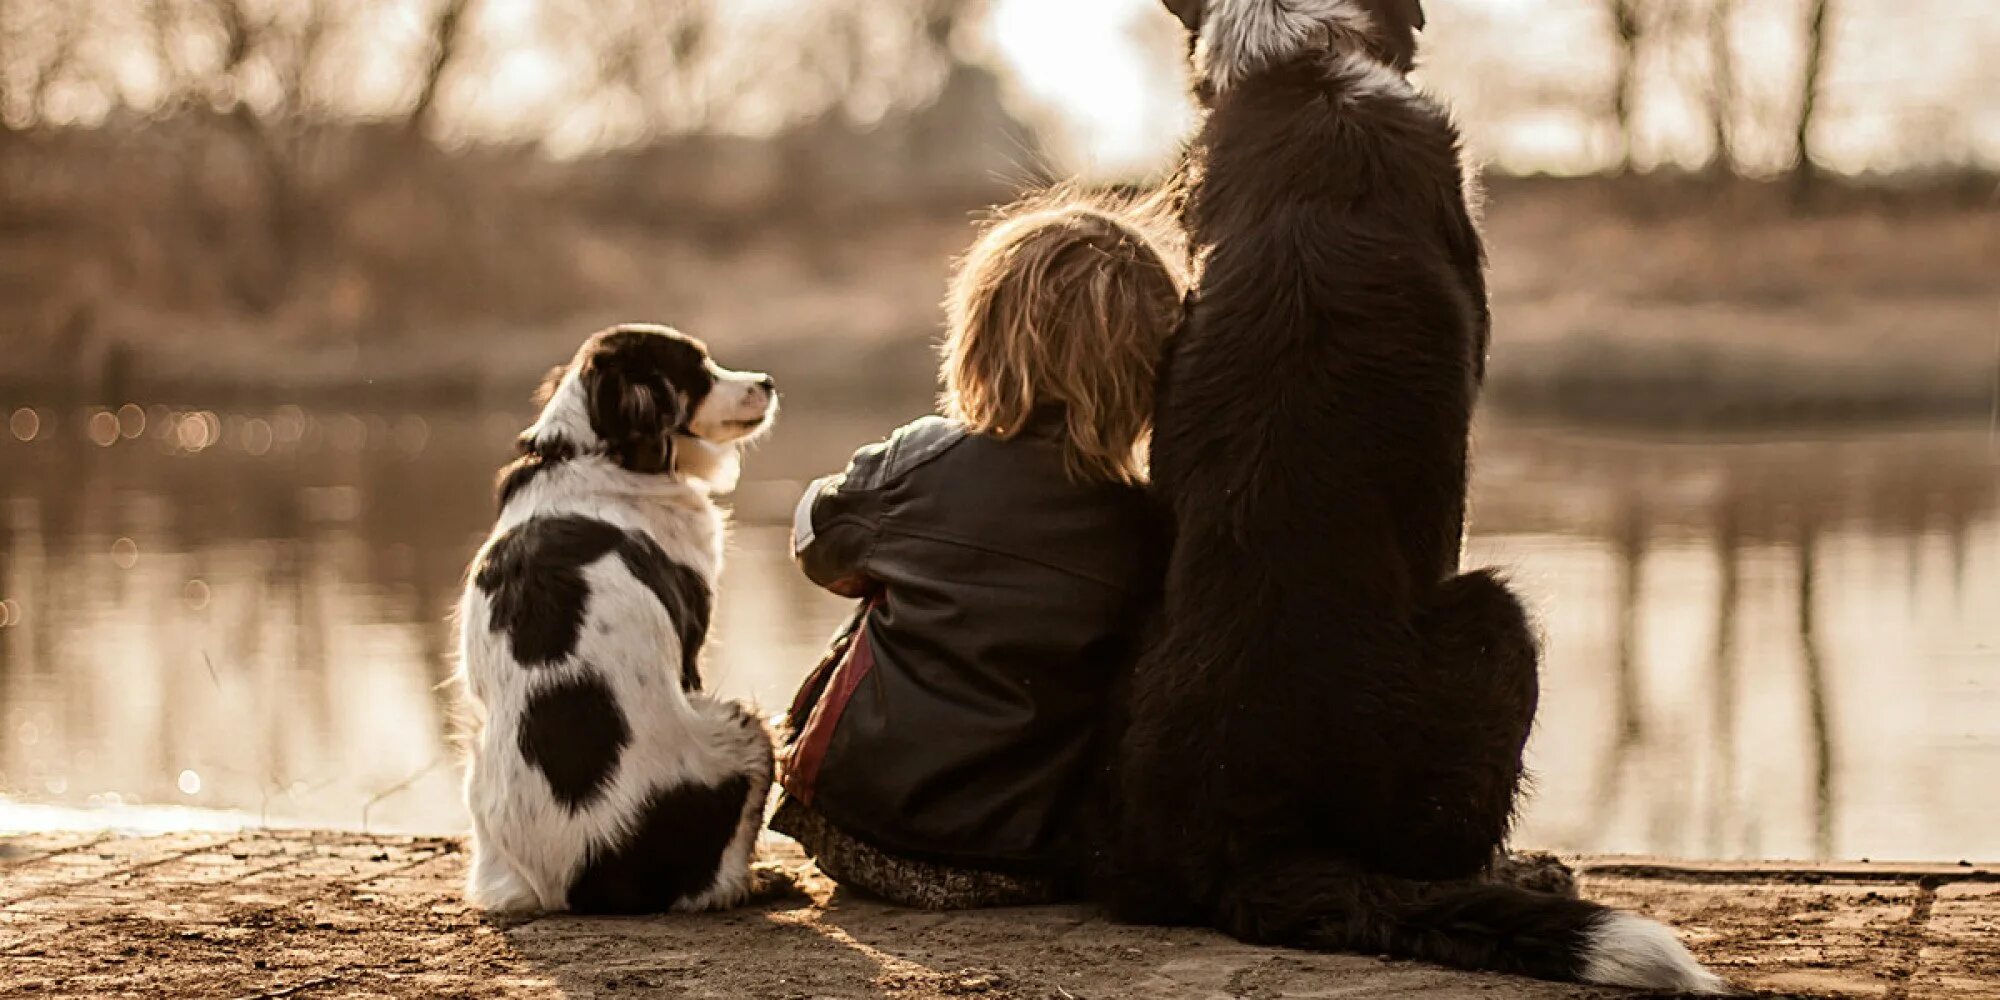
left=4, top=149, right=1992, bottom=427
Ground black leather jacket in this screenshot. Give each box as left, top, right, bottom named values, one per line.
left=780, top=413, right=1161, bottom=871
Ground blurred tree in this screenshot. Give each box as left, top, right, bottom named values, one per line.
left=0, top=0, right=12, bottom=136
left=3, top=0, right=86, bottom=130
left=532, top=0, right=717, bottom=137
left=406, top=0, right=480, bottom=139
left=1604, top=0, right=1646, bottom=173
left=1792, top=0, right=1836, bottom=203
left=921, top=0, right=981, bottom=48
left=139, top=0, right=358, bottom=309
left=1706, top=0, right=1736, bottom=180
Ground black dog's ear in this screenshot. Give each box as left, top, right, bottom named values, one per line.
left=585, top=362, right=687, bottom=475
left=1368, top=0, right=1425, bottom=70
left=1161, top=0, right=1204, bottom=33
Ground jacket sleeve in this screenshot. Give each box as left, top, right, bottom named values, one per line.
left=793, top=436, right=896, bottom=597
left=793, top=416, right=965, bottom=597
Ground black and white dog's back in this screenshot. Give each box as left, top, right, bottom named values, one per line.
left=459, top=324, right=777, bottom=914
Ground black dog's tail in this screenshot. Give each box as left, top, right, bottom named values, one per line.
left=1216, top=858, right=1731, bottom=993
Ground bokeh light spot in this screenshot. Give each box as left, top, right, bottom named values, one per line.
left=111, top=537, right=139, bottom=569
left=183, top=579, right=211, bottom=610
left=8, top=408, right=40, bottom=442
left=117, top=403, right=146, bottom=439
left=178, top=769, right=202, bottom=795
left=274, top=405, right=307, bottom=445
left=88, top=411, right=119, bottom=447
left=393, top=415, right=430, bottom=456
left=175, top=411, right=221, bottom=452
left=242, top=417, right=275, bottom=456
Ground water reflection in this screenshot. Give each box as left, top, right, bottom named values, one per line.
left=1483, top=426, right=1999, bottom=861
left=0, top=404, right=1995, bottom=861
left=1795, top=516, right=1836, bottom=859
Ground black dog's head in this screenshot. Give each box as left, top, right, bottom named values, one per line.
left=1160, top=0, right=1206, bottom=36
left=527, top=324, right=776, bottom=481
left=1161, top=0, right=1426, bottom=93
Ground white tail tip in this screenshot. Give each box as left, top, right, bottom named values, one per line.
left=1580, top=911, right=1734, bottom=995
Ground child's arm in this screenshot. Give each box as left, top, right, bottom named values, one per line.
left=793, top=417, right=964, bottom=598
left=792, top=440, right=896, bottom=598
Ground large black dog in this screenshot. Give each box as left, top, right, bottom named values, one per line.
left=1103, top=0, right=1726, bottom=991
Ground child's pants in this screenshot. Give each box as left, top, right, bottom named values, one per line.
left=769, top=795, right=1068, bottom=910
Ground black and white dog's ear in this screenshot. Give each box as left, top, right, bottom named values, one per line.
left=1161, top=0, right=1204, bottom=33
left=585, top=363, right=687, bottom=475
left=532, top=364, right=568, bottom=408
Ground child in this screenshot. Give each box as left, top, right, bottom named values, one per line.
left=772, top=199, right=1182, bottom=909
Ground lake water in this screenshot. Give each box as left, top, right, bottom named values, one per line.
left=1, top=393, right=1995, bottom=862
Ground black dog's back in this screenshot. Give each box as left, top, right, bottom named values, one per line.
left=1107, top=7, right=1726, bottom=989
left=1121, top=46, right=1523, bottom=881
left=1104, top=32, right=1564, bottom=973
left=1155, top=54, right=1488, bottom=566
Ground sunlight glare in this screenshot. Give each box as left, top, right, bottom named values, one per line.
left=990, top=0, right=1190, bottom=178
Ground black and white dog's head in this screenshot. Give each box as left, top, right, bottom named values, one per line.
left=517, top=324, right=775, bottom=495
left=1160, top=0, right=1426, bottom=97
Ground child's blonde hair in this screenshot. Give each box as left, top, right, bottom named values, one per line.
left=941, top=197, right=1184, bottom=485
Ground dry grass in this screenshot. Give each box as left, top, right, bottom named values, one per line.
left=1478, top=175, right=2000, bottom=426
left=0, top=118, right=1000, bottom=406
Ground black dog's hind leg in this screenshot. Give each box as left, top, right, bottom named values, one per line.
left=1363, top=569, right=1540, bottom=881
left=1096, top=732, right=1217, bottom=927
left=1214, top=854, right=1402, bottom=951
left=1486, top=849, right=1578, bottom=898
left=1095, top=633, right=1223, bottom=928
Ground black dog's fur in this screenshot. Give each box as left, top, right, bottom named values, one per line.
left=1097, top=0, right=1661, bottom=986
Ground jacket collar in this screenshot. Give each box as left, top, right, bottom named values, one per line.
left=1022, top=404, right=1068, bottom=440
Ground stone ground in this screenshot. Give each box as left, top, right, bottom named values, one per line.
left=0, top=832, right=1994, bottom=999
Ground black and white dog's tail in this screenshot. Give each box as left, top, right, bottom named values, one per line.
left=1217, top=858, right=1731, bottom=994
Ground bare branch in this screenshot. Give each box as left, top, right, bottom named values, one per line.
left=23, top=0, right=87, bottom=126
left=1706, top=0, right=1736, bottom=179
left=0, top=0, right=14, bottom=132
left=1792, top=0, right=1837, bottom=204
left=1605, top=0, right=1645, bottom=174
left=406, top=0, right=478, bottom=138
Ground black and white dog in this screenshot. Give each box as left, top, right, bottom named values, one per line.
left=1106, top=0, right=1727, bottom=992
left=458, top=324, right=778, bottom=914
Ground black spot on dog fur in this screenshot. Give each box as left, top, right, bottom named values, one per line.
left=473, top=513, right=712, bottom=676
left=494, top=435, right=577, bottom=513
left=566, top=774, right=752, bottom=913
left=616, top=532, right=712, bottom=691
left=474, top=515, right=625, bottom=667
left=518, top=672, right=630, bottom=811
